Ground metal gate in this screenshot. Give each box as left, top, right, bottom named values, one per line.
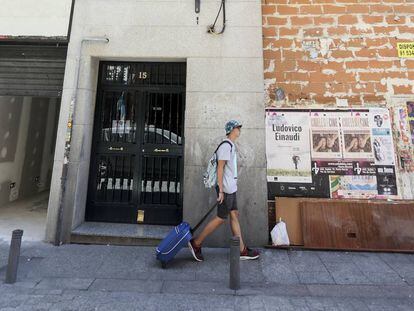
left=86, top=62, right=186, bottom=225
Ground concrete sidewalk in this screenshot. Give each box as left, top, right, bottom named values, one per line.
left=0, top=240, right=413, bottom=310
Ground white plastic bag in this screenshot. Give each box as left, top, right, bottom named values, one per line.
left=271, top=220, right=290, bottom=246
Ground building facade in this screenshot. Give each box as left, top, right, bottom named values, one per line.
left=44, top=0, right=267, bottom=247
left=2, top=0, right=412, bottom=247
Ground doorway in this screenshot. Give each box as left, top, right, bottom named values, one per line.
left=86, top=62, right=186, bottom=225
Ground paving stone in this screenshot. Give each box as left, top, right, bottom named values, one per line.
left=20, top=242, right=57, bottom=258
left=35, top=277, right=94, bottom=290
left=402, top=275, right=414, bottom=286
left=378, top=253, right=414, bottom=265
left=0, top=293, right=29, bottom=308
left=307, top=285, right=414, bottom=299
left=234, top=296, right=250, bottom=311
left=24, top=293, right=74, bottom=304
left=307, top=285, right=382, bottom=299
left=0, top=279, right=39, bottom=290
left=0, top=257, right=45, bottom=281
left=0, top=244, right=9, bottom=269
left=317, top=251, right=353, bottom=264
left=26, top=245, right=112, bottom=279
left=93, top=246, right=152, bottom=280
left=305, top=296, right=339, bottom=310
left=249, top=296, right=303, bottom=311
left=144, top=293, right=236, bottom=311
left=334, top=297, right=369, bottom=310
left=260, top=250, right=299, bottom=284
left=324, top=262, right=371, bottom=285
left=237, top=284, right=310, bottom=297
left=48, top=291, right=148, bottom=311
left=195, top=254, right=265, bottom=283
left=288, top=297, right=311, bottom=310
left=89, top=278, right=163, bottom=293
left=31, top=289, right=63, bottom=295
left=376, top=285, right=414, bottom=299
left=364, top=297, right=414, bottom=311
left=350, top=253, right=395, bottom=274
left=381, top=262, right=414, bottom=279
left=362, top=272, right=406, bottom=285
left=163, top=280, right=235, bottom=296
left=296, top=271, right=335, bottom=285
left=330, top=271, right=372, bottom=285
left=288, top=250, right=328, bottom=273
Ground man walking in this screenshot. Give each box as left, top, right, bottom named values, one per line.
left=188, top=120, right=260, bottom=262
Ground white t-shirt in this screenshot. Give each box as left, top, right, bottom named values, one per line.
left=216, top=139, right=238, bottom=194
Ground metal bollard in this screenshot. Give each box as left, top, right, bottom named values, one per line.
left=5, top=229, right=24, bottom=284
left=229, top=236, right=240, bottom=290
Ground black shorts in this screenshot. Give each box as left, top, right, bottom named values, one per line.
left=216, top=188, right=238, bottom=219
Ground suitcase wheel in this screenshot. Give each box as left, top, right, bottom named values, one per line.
left=161, top=261, right=167, bottom=269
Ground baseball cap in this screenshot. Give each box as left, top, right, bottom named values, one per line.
left=225, top=120, right=242, bottom=135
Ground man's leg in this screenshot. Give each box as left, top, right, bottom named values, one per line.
left=229, top=210, right=245, bottom=252
left=230, top=210, right=260, bottom=260
left=193, top=216, right=225, bottom=246
left=189, top=216, right=225, bottom=262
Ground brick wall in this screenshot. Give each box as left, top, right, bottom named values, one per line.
left=262, top=0, right=414, bottom=107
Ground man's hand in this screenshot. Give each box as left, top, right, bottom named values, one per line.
left=217, top=192, right=224, bottom=204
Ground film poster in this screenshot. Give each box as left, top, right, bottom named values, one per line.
left=341, top=111, right=374, bottom=161
left=310, top=112, right=342, bottom=159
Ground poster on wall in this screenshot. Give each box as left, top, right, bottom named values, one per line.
left=266, top=108, right=399, bottom=200
left=341, top=112, right=374, bottom=160
left=369, top=108, right=395, bottom=166
left=391, top=103, right=414, bottom=173
left=329, top=175, right=378, bottom=199
left=407, top=102, right=414, bottom=145
left=376, top=166, right=398, bottom=196
left=310, top=113, right=342, bottom=159
left=266, top=111, right=312, bottom=183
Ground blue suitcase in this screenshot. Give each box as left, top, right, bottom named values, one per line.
left=156, top=203, right=217, bottom=268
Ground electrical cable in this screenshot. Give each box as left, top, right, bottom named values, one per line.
left=208, top=0, right=226, bottom=35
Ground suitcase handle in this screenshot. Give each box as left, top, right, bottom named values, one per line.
left=190, top=202, right=218, bottom=234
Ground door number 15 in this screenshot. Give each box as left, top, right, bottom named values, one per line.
left=138, top=72, right=148, bottom=79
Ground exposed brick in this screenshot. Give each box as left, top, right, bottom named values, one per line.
left=276, top=5, right=299, bottom=15
left=266, top=16, right=288, bottom=25
left=290, top=16, right=313, bottom=26
left=338, top=15, right=358, bottom=25
left=392, top=85, right=413, bottom=94
left=262, top=1, right=412, bottom=106
left=262, top=5, right=277, bottom=15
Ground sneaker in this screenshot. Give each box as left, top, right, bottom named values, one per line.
left=188, top=239, right=204, bottom=262
left=240, top=247, right=260, bottom=260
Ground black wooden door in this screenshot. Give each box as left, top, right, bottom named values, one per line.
left=86, top=62, right=186, bottom=225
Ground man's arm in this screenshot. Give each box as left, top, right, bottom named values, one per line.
left=217, top=160, right=226, bottom=192
left=217, top=160, right=226, bottom=203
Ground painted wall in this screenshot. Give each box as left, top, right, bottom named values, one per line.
left=0, top=0, right=72, bottom=37
left=0, top=96, right=60, bottom=207
left=0, top=96, right=30, bottom=206
left=46, top=0, right=267, bottom=247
